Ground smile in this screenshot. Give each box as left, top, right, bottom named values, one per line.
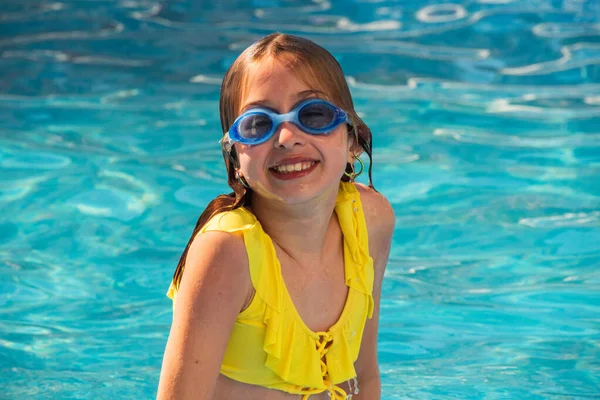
left=271, top=161, right=316, bottom=174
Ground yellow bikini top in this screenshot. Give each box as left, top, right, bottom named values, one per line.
left=167, top=182, right=374, bottom=399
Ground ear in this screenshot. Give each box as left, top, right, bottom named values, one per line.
left=347, top=148, right=355, bottom=164
left=346, top=130, right=354, bottom=163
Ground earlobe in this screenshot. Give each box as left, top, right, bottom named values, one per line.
left=346, top=139, right=355, bottom=163
left=235, top=169, right=250, bottom=188
left=347, top=151, right=355, bottom=164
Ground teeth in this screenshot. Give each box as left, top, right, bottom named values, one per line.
left=274, top=161, right=315, bottom=174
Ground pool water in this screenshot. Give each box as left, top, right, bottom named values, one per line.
left=1, top=0, right=599, bottom=398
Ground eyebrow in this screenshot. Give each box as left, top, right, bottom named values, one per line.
left=241, top=89, right=326, bottom=113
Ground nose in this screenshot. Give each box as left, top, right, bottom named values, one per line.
left=274, top=121, right=305, bottom=149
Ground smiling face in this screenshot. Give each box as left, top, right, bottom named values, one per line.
left=233, top=57, right=354, bottom=205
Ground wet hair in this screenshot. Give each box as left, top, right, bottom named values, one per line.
left=171, top=33, right=374, bottom=289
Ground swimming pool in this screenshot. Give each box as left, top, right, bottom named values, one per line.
left=1, top=0, right=599, bottom=398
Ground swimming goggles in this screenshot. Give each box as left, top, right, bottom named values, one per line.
left=221, top=99, right=352, bottom=151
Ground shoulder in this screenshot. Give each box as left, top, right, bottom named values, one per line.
left=353, top=182, right=395, bottom=242
left=353, top=183, right=394, bottom=282
left=203, top=208, right=257, bottom=233
left=177, top=229, right=252, bottom=313
left=187, top=229, right=248, bottom=269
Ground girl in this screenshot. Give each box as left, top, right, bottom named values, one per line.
left=158, top=33, right=394, bottom=400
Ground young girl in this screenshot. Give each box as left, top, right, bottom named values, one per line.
left=157, top=33, right=394, bottom=400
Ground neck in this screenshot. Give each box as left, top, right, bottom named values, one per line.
left=249, top=185, right=340, bottom=265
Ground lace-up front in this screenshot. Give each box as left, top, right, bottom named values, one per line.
left=167, top=182, right=374, bottom=398
left=297, top=332, right=349, bottom=400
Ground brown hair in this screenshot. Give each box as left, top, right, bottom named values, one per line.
left=171, top=33, right=374, bottom=289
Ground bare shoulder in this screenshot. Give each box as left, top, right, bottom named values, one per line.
left=353, top=182, right=395, bottom=285
left=176, top=230, right=252, bottom=315
left=186, top=229, right=248, bottom=271
left=353, top=182, right=395, bottom=242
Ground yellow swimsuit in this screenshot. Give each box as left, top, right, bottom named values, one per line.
left=167, top=182, right=374, bottom=399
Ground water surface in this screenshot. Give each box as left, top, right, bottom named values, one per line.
left=1, top=0, right=599, bottom=398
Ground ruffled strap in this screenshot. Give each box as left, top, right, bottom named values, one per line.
left=203, top=209, right=284, bottom=314
left=254, top=222, right=332, bottom=388
left=167, top=208, right=283, bottom=312
left=201, top=208, right=257, bottom=234
left=259, top=231, right=323, bottom=385
left=336, top=182, right=375, bottom=318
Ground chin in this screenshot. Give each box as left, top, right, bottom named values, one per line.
left=256, top=178, right=340, bottom=206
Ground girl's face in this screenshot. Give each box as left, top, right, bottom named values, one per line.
left=234, top=57, right=354, bottom=205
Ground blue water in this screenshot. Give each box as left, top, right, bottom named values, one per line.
left=1, top=0, right=599, bottom=398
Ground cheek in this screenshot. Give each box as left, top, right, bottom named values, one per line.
left=333, top=127, right=354, bottom=162
left=235, top=145, right=264, bottom=177
left=323, top=130, right=353, bottom=171
left=235, top=149, right=252, bottom=172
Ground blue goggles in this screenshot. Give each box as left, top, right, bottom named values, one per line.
left=221, top=99, right=352, bottom=151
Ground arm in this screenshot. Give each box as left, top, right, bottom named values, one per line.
left=157, top=231, right=252, bottom=400
left=353, top=184, right=395, bottom=399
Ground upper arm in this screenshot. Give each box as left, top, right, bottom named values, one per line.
left=157, top=231, right=252, bottom=400
left=353, top=183, right=395, bottom=381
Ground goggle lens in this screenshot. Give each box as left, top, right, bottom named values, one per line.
left=239, top=114, right=272, bottom=139
left=298, top=102, right=336, bottom=130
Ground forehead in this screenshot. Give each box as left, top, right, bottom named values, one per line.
left=239, top=56, right=330, bottom=109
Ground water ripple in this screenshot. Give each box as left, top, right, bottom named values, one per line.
left=1, top=149, right=72, bottom=170
left=317, top=39, right=490, bottom=60
left=0, top=2, right=66, bottom=22
left=2, top=50, right=152, bottom=67
left=533, top=22, right=600, bottom=38
left=434, top=128, right=600, bottom=148
left=519, top=211, right=600, bottom=228
left=0, top=21, right=125, bottom=46
left=416, top=4, right=468, bottom=23
left=501, top=43, right=600, bottom=76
